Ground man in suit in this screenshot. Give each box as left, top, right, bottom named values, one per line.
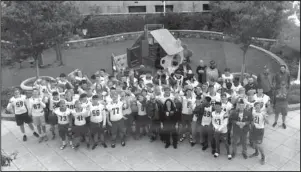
left=230, top=99, right=253, bottom=159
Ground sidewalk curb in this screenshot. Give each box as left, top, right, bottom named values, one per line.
left=1, top=104, right=300, bottom=122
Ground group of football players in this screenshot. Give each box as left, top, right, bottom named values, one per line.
left=7, top=62, right=281, bottom=165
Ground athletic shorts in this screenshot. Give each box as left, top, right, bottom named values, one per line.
left=32, top=116, right=46, bottom=126
left=48, top=112, right=58, bottom=125
left=90, top=122, right=104, bottom=135
left=136, top=115, right=150, bottom=126
left=181, top=114, right=193, bottom=126
left=274, top=104, right=288, bottom=116
left=58, top=124, right=69, bottom=139
left=252, top=128, right=264, bottom=144
left=73, top=125, right=89, bottom=137
left=15, top=112, right=32, bottom=126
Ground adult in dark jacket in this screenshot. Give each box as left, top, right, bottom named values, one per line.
left=160, top=99, right=181, bottom=149
left=230, top=99, right=253, bottom=159
left=146, top=95, right=163, bottom=142
left=196, top=60, right=207, bottom=84
left=273, top=65, right=290, bottom=90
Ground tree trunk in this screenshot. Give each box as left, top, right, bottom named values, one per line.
left=55, top=43, right=60, bottom=62
left=35, top=59, right=40, bottom=79
left=58, top=44, right=64, bottom=66
left=55, top=43, right=63, bottom=65
left=240, top=50, right=247, bottom=83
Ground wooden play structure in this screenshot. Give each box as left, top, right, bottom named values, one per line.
left=111, top=24, right=191, bottom=75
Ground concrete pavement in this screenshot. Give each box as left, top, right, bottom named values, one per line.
left=1, top=110, right=300, bottom=171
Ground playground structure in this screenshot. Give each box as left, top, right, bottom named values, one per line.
left=111, top=24, right=192, bottom=75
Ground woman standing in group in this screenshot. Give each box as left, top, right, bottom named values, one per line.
left=160, top=99, right=180, bottom=149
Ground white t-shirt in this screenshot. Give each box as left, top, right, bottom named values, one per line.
left=212, top=111, right=228, bottom=134
left=8, top=95, right=28, bottom=115
left=221, top=101, right=233, bottom=115
left=254, top=94, right=270, bottom=111
left=55, top=108, right=71, bottom=125
left=106, top=101, right=124, bottom=122
left=73, top=108, right=88, bottom=126
left=202, top=106, right=213, bottom=126
left=182, top=96, right=196, bottom=115
left=253, top=111, right=267, bottom=129
left=208, top=92, right=221, bottom=106
left=232, top=84, right=243, bottom=94
left=137, top=101, right=147, bottom=116
left=28, top=97, right=45, bottom=116
left=90, top=103, right=105, bottom=123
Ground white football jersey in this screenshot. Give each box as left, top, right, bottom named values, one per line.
left=208, top=93, right=221, bottom=106
left=73, top=108, right=88, bottom=126
left=253, top=111, right=267, bottom=129
left=28, top=97, right=45, bottom=116
left=254, top=94, right=270, bottom=110
left=181, top=96, right=196, bottom=115
left=221, top=101, right=233, bottom=115
left=49, top=97, right=60, bottom=111
left=202, top=106, right=213, bottom=126
left=137, top=101, right=147, bottom=116
left=212, top=111, right=228, bottom=133
left=65, top=99, right=76, bottom=113
left=107, top=101, right=124, bottom=122
left=55, top=108, right=71, bottom=125
left=90, top=103, right=105, bottom=123
left=8, top=95, right=28, bottom=115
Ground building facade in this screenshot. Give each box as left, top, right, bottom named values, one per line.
left=76, top=1, right=210, bottom=15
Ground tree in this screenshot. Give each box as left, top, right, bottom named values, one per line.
left=210, top=1, right=294, bottom=81
left=1, top=1, right=81, bottom=78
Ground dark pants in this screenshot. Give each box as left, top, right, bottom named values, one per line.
left=232, top=131, right=248, bottom=155
left=90, top=122, right=105, bottom=144
left=227, top=122, right=232, bottom=144
left=111, top=119, right=126, bottom=144
left=124, top=113, right=135, bottom=135
left=58, top=124, right=70, bottom=141
left=161, top=122, right=178, bottom=146
left=150, top=119, right=161, bottom=139
left=214, top=132, right=230, bottom=155
left=201, top=125, right=216, bottom=151
left=181, top=114, right=193, bottom=136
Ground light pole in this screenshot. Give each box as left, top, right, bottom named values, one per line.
left=163, top=1, right=166, bottom=16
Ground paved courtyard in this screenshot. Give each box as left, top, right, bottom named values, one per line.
left=1, top=110, right=300, bottom=171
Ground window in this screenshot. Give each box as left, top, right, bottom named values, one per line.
left=155, top=5, right=173, bottom=12
left=203, top=4, right=210, bottom=11
left=128, top=6, right=146, bottom=13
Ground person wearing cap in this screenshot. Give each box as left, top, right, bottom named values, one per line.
left=273, top=81, right=289, bottom=129
left=249, top=102, right=268, bottom=165
left=212, top=101, right=232, bottom=159
left=179, top=87, right=196, bottom=143
left=230, top=99, right=253, bottom=159
left=206, top=60, right=221, bottom=83
left=196, top=59, right=208, bottom=84
left=146, top=94, right=163, bottom=142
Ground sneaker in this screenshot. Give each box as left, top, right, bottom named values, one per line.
left=173, top=144, right=177, bottom=149
left=190, top=142, right=196, bottom=147
left=211, top=150, right=215, bottom=155
left=102, top=143, right=108, bottom=148
left=214, top=153, right=219, bottom=158
left=33, top=132, right=39, bottom=138
left=38, top=137, right=44, bottom=143
left=242, top=153, right=248, bottom=159
left=121, top=141, right=126, bottom=147
left=111, top=144, right=115, bottom=148
left=228, top=154, right=232, bottom=160
left=260, top=156, right=266, bottom=165
left=165, top=144, right=170, bottom=149
left=23, top=135, right=27, bottom=142
left=249, top=152, right=259, bottom=158
left=44, top=136, right=48, bottom=142
left=92, top=144, right=97, bottom=150
left=60, top=144, right=67, bottom=150
left=202, top=145, right=208, bottom=151
left=272, top=122, right=277, bottom=127
left=282, top=123, right=286, bottom=129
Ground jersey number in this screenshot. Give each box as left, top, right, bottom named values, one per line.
left=77, top=116, right=83, bottom=121
left=92, top=110, right=100, bottom=116
left=66, top=105, right=74, bottom=109
left=112, top=108, right=119, bottom=115
left=33, top=104, right=41, bottom=109
left=254, top=116, right=259, bottom=124
left=16, top=101, right=24, bottom=107
left=215, top=119, right=221, bottom=125
left=59, top=116, right=67, bottom=121
left=204, top=111, right=211, bottom=117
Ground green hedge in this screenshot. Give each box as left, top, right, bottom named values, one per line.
left=288, top=84, right=300, bottom=104
left=82, top=12, right=218, bottom=38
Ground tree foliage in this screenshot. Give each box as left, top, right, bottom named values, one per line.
left=210, top=1, right=294, bottom=79
left=1, top=1, right=81, bottom=62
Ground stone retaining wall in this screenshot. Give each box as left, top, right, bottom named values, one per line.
left=63, top=30, right=288, bottom=72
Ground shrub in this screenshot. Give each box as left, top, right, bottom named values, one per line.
left=288, top=84, right=300, bottom=104
left=83, top=12, right=215, bottom=38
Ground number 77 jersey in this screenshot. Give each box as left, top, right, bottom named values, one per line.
left=106, top=101, right=124, bottom=122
